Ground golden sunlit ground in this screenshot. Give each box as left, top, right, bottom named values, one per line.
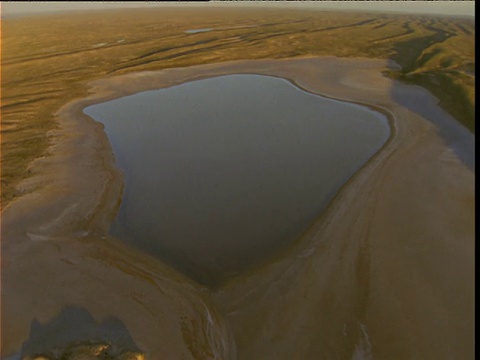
left=0, top=7, right=475, bottom=360
left=1, top=7, right=475, bottom=205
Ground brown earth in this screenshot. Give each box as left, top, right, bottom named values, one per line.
left=1, top=57, right=474, bottom=359
left=1, top=8, right=475, bottom=205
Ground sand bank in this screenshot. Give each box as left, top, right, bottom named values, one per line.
left=1, top=57, right=474, bottom=359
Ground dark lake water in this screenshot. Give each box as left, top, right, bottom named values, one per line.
left=84, top=74, right=390, bottom=286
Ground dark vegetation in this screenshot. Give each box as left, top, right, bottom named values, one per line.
left=1, top=8, right=475, bottom=205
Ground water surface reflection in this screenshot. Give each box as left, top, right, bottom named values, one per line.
left=84, top=74, right=390, bottom=286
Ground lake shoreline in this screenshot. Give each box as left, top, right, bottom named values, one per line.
left=82, top=72, right=392, bottom=287
left=2, top=56, right=474, bottom=359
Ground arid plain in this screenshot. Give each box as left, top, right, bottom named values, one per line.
left=1, top=7, right=475, bottom=360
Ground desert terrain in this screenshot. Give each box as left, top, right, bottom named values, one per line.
left=1, top=7, right=475, bottom=360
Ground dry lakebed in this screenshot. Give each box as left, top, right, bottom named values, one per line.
left=1, top=8, right=475, bottom=360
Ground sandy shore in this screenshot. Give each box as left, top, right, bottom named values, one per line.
left=1, top=57, right=474, bottom=359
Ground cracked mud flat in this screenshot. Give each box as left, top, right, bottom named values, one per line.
left=1, top=57, right=474, bottom=359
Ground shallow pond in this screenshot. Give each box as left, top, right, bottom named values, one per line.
left=84, top=74, right=390, bottom=286
left=185, top=28, right=213, bottom=34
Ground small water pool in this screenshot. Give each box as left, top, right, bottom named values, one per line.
left=185, top=28, right=213, bottom=34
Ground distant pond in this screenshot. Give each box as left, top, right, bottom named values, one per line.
left=84, top=74, right=390, bottom=286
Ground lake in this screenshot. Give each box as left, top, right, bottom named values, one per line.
left=84, top=74, right=390, bottom=286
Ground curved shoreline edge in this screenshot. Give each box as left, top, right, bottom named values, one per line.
left=82, top=70, right=394, bottom=287
left=1, top=56, right=474, bottom=359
